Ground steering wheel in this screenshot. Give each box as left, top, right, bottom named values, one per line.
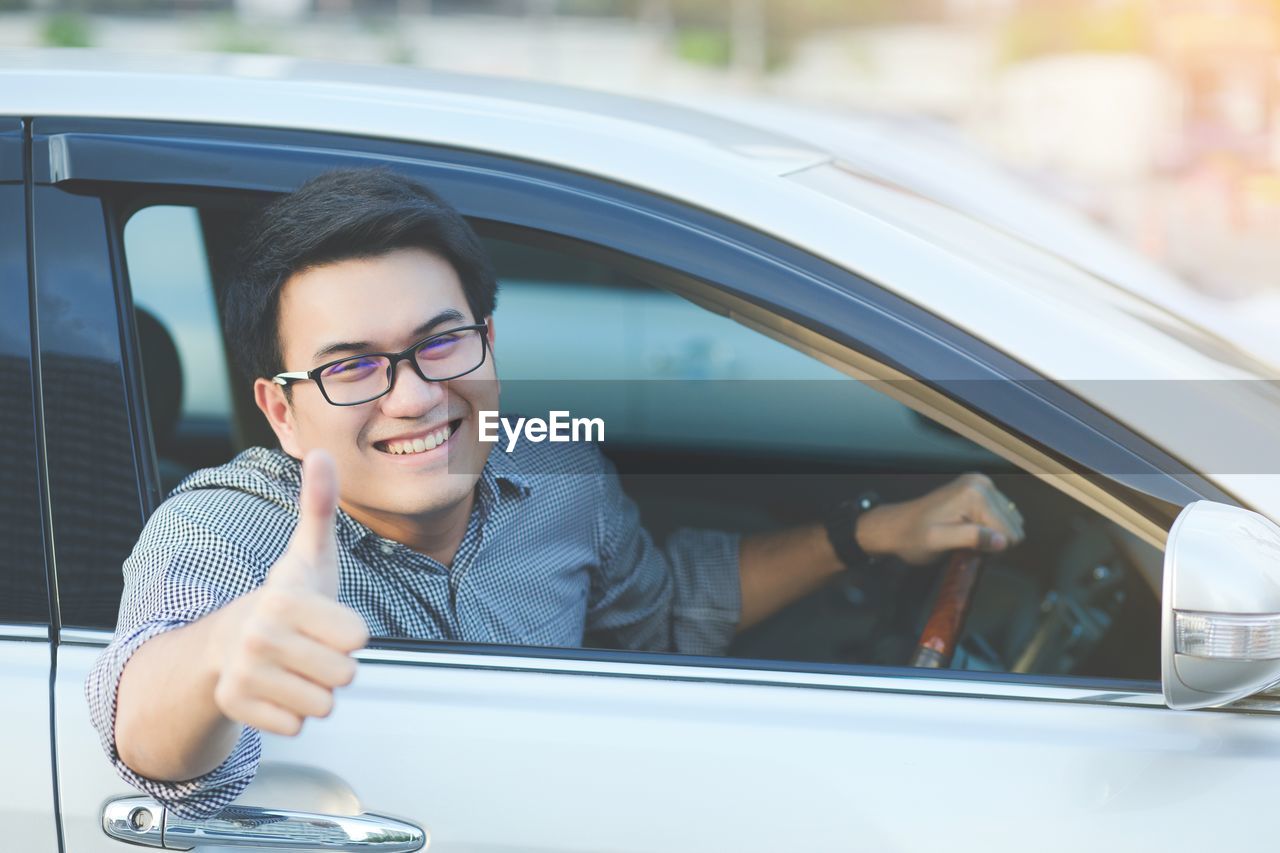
left=910, top=550, right=984, bottom=668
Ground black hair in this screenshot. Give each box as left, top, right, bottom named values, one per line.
left=223, top=166, right=497, bottom=381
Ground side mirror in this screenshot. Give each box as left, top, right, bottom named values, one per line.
left=1163, top=500, right=1280, bottom=710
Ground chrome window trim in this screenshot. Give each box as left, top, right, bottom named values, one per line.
left=356, top=647, right=1169, bottom=709
left=59, top=627, right=113, bottom=645
left=57, top=627, right=1166, bottom=709
left=0, top=624, right=51, bottom=642
left=85, top=626, right=1280, bottom=711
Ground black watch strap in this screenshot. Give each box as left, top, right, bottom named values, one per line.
left=823, top=492, right=879, bottom=570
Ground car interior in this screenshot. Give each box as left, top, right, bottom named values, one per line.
left=123, top=201, right=1164, bottom=684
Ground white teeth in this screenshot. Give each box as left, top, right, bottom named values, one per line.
left=383, top=426, right=452, bottom=455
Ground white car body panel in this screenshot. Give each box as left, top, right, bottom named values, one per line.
left=1, top=633, right=59, bottom=853
left=52, top=639, right=1277, bottom=852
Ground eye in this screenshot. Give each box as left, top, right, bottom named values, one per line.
left=418, top=334, right=461, bottom=358
left=322, top=356, right=383, bottom=381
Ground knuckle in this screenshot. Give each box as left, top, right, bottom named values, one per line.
left=215, top=671, right=254, bottom=714
left=332, top=653, right=358, bottom=686
left=335, top=658, right=358, bottom=687
left=233, top=673, right=262, bottom=703
left=212, top=680, right=235, bottom=713
left=241, top=626, right=275, bottom=658
left=219, top=666, right=249, bottom=696
left=279, top=714, right=303, bottom=737
left=336, top=614, right=370, bottom=651
left=257, top=588, right=293, bottom=621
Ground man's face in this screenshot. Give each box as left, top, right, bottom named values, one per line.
left=258, top=247, right=498, bottom=530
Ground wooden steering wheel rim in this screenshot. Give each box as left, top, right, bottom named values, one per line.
left=910, top=550, right=984, bottom=669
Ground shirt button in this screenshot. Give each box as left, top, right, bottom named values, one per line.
left=380, top=543, right=395, bottom=556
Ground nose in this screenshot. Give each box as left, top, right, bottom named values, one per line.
left=377, top=358, right=445, bottom=418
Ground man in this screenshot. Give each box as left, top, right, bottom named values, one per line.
left=88, top=167, right=1024, bottom=818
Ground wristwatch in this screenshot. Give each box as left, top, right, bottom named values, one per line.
left=823, top=491, right=880, bottom=571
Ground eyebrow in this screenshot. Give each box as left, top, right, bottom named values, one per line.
left=312, top=308, right=469, bottom=362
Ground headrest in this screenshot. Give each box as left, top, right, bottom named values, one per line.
left=134, top=306, right=183, bottom=454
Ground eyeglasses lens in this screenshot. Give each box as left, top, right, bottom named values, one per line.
left=319, top=355, right=392, bottom=405
left=318, top=327, right=485, bottom=405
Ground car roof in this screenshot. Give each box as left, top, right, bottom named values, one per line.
left=1, top=48, right=829, bottom=175
left=4, top=49, right=1278, bottom=515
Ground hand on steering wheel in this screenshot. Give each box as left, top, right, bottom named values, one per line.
left=851, top=473, right=1023, bottom=669
left=856, top=473, right=1024, bottom=566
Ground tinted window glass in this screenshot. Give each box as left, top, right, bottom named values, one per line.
left=35, top=187, right=144, bottom=630
left=0, top=183, right=49, bottom=625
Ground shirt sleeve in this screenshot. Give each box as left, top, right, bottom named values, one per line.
left=584, top=453, right=742, bottom=655
left=84, top=489, right=276, bottom=819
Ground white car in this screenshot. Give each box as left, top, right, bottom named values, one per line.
left=4, top=49, right=1280, bottom=853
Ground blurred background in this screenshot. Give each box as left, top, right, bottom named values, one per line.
left=3, top=0, right=1278, bottom=309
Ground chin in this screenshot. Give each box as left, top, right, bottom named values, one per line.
left=383, top=474, right=479, bottom=517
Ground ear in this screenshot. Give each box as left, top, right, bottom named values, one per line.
left=484, top=315, right=500, bottom=395
left=254, top=377, right=304, bottom=458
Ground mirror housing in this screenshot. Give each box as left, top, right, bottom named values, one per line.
left=1163, top=500, right=1280, bottom=710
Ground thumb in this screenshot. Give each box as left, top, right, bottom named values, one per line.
left=273, top=449, right=341, bottom=596
left=929, top=523, right=1007, bottom=555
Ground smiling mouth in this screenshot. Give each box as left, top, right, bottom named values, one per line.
left=375, top=420, right=462, bottom=456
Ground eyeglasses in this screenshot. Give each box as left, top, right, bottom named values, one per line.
left=272, top=323, right=489, bottom=406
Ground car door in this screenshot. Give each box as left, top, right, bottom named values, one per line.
left=0, top=116, right=59, bottom=853
left=37, top=119, right=1280, bottom=853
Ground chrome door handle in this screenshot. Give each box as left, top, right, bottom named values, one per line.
left=103, top=795, right=428, bottom=851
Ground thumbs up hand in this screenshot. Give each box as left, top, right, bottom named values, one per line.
left=210, top=450, right=370, bottom=736
left=266, top=449, right=342, bottom=598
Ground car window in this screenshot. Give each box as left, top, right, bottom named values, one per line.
left=116, top=202, right=1162, bottom=684
left=484, top=231, right=1163, bottom=681
left=491, top=236, right=997, bottom=463
left=125, top=206, right=232, bottom=422
left=0, top=184, right=48, bottom=626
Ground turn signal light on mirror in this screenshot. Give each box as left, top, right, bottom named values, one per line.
left=1175, top=611, right=1280, bottom=660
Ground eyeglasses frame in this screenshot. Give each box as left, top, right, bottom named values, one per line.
left=271, top=322, right=490, bottom=407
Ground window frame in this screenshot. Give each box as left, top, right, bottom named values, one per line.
left=33, top=117, right=1229, bottom=700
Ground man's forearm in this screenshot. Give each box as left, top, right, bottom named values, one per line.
left=114, top=606, right=244, bottom=783
left=736, top=524, right=845, bottom=632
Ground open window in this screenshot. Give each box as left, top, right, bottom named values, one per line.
left=475, top=227, right=1165, bottom=681
left=120, top=198, right=1163, bottom=683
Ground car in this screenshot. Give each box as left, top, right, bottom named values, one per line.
left=4, top=48, right=1280, bottom=853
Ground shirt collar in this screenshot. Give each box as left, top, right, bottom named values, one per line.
left=481, top=445, right=533, bottom=498
left=333, top=446, right=532, bottom=551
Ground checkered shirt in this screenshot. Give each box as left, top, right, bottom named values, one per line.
left=86, top=440, right=741, bottom=818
